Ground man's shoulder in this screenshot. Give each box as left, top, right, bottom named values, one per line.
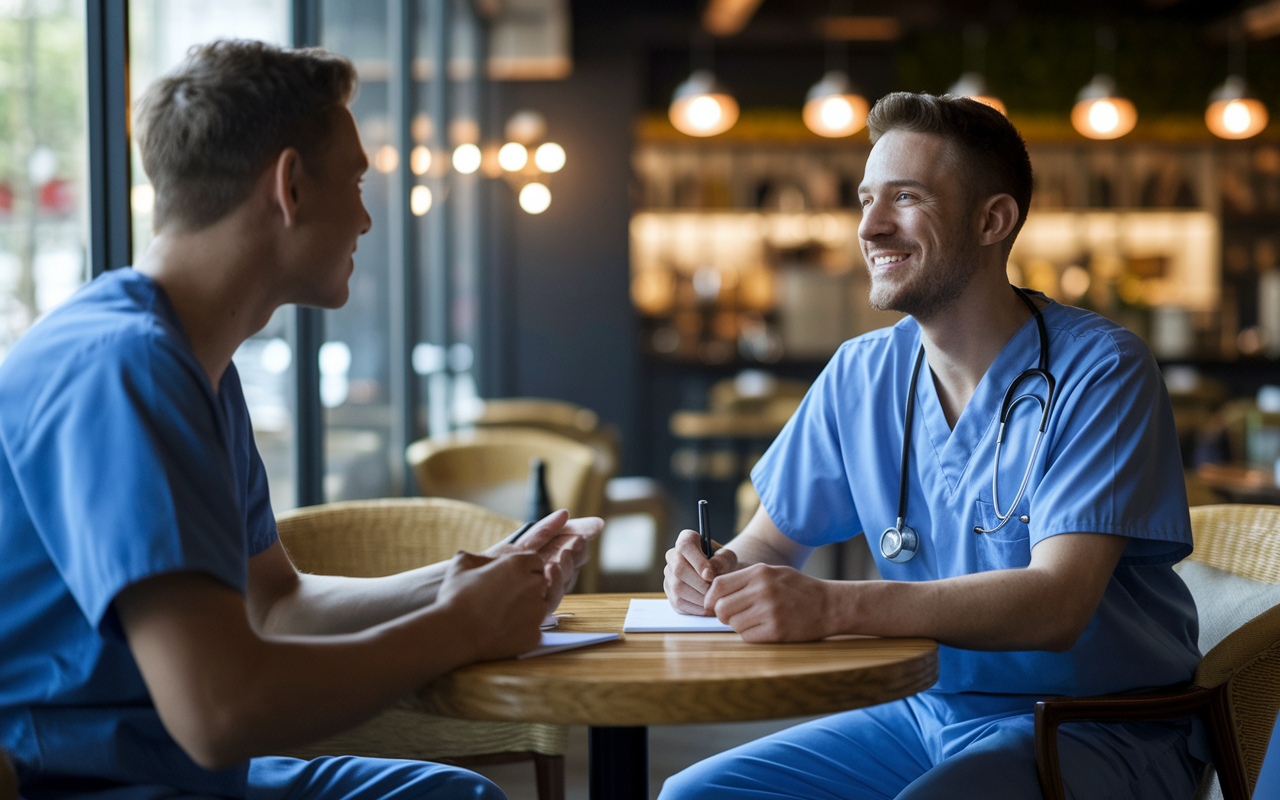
left=830, top=317, right=918, bottom=367
left=1045, top=302, right=1151, bottom=363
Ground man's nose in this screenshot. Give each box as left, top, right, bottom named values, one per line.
left=858, top=198, right=894, bottom=239
left=360, top=202, right=372, bottom=235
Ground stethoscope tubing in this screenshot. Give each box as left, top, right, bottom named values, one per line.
left=883, top=286, right=1055, bottom=560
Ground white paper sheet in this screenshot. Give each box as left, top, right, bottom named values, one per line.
left=519, top=631, right=620, bottom=659
left=622, top=598, right=735, bottom=633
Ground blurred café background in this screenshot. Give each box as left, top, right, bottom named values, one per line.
left=7, top=0, right=1280, bottom=585
left=8, top=0, right=1280, bottom=796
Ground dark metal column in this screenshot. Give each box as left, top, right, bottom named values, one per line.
left=588, top=726, right=648, bottom=800
left=387, top=0, right=418, bottom=495
left=85, top=0, right=131, bottom=277
left=290, top=0, right=325, bottom=507
left=425, top=0, right=452, bottom=437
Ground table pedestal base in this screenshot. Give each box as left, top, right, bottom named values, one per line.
left=589, top=726, right=648, bottom=800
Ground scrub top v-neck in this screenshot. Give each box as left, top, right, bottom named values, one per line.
left=752, top=296, right=1200, bottom=697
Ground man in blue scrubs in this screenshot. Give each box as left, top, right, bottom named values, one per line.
left=662, top=93, right=1203, bottom=798
left=0, top=41, right=600, bottom=800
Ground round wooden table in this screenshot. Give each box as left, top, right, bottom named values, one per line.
left=419, top=593, right=938, bottom=800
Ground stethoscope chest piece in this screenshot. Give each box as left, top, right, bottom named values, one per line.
left=880, top=521, right=918, bottom=563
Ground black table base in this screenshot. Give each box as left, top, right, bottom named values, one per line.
left=589, top=725, right=648, bottom=800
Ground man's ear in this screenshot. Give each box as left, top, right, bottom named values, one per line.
left=272, top=147, right=303, bottom=228
left=977, top=193, right=1019, bottom=249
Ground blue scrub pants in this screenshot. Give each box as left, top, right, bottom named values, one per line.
left=657, top=692, right=1204, bottom=800
left=248, top=757, right=503, bottom=800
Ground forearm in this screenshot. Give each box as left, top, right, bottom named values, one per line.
left=829, top=567, right=1094, bottom=652
left=260, top=562, right=448, bottom=636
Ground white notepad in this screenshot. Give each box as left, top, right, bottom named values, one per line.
left=519, top=631, right=620, bottom=659
left=622, top=598, right=735, bottom=633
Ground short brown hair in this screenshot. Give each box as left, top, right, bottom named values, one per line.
left=867, top=92, right=1033, bottom=245
left=134, top=39, right=358, bottom=232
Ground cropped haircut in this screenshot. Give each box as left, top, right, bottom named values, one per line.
left=134, top=39, right=358, bottom=232
left=867, top=92, right=1033, bottom=246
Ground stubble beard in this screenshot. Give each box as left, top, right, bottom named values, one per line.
left=867, top=238, right=981, bottom=323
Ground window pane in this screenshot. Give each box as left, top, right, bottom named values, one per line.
left=127, top=0, right=294, bottom=512
left=0, top=1, right=88, bottom=362
left=321, top=0, right=395, bottom=501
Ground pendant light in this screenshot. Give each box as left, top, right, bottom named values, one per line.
left=1206, top=27, right=1268, bottom=140
left=1071, top=75, right=1137, bottom=139
left=1072, top=28, right=1136, bottom=140
left=670, top=69, right=739, bottom=137
left=1207, top=77, right=1268, bottom=140
left=803, top=71, right=869, bottom=137
left=947, top=26, right=1005, bottom=115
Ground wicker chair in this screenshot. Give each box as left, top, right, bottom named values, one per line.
left=273, top=498, right=567, bottom=800
left=1035, top=504, right=1280, bottom=800
left=406, top=427, right=602, bottom=592
left=461, top=398, right=669, bottom=591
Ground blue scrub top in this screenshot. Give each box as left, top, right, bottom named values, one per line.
left=752, top=297, right=1201, bottom=697
left=0, top=269, right=277, bottom=795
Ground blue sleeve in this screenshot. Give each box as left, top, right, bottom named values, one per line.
left=1030, top=342, right=1191, bottom=565
left=8, top=331, right=248, bottom=633
left=750, top=344, right=861, bottom=546
left=220, top=362, right=278, bottom=556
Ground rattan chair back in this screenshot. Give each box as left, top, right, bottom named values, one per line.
left=463, top=397, right=600, bottom=433
left=276, top=497, right=518, bottom=577
left=1184, top=505, right=1280, bottom=796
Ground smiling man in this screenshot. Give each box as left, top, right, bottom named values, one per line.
left=660, top=93, right=1205, bottom=799
left=0, top=41, right=600, bottom=800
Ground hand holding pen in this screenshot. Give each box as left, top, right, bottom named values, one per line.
left=663, top=499, right=740, bottom=616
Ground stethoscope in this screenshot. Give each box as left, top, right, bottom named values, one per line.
left=880, top=287, right=1057, bottom=564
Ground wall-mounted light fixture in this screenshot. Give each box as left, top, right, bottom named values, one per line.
left=499, top=110, right=565, bottom=213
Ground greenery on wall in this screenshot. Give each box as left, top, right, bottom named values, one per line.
left=898, top=18, right=1280, bottom=118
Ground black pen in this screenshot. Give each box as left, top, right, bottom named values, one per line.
left=698, top=499, right=714, bottom=559
left=507, top=520, right=536, bottom=545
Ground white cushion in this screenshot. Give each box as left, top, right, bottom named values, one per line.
left=1173, top=559, right=1280, bottom=654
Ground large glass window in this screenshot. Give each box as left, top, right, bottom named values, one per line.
left=0, top=0, right=87, bottom=362
left=128, top=0, right=295, bottom=511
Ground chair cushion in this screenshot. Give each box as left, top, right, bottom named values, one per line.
left=1174, top=560, right=1280, bottom=653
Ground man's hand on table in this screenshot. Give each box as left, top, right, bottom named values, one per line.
left=664, top=528, right=740, bottom=615
left=436, top=551, right=549, bottom=661
left=484, top=509, right=603, bottom=610
left=704, top=563, right=835, bottom=643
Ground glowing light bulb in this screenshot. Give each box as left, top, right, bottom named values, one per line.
left=946, top=72, right=1006, bottom=116
left=519, top=182, right=551, bottom=214
left=452, top=143, right=481, bottom=174
left=410, top=146, right=431, bottom=176
left=669, top=70, right=739, bottom=137
left=534, top=142, right=565, bottom=173
left=1071, top=75, right=1136, bottom=140
left=1088, top=100, right=1119, bottom=134
left=131, top=184, right=155, bottom=214
left=374, top=145, right=398, bottom=174
left=802, top=71, right=868, bottom=138
left=1206, top=78, right=1268, bottom=140
left=498, top=142, right=528, bottom=171
left=410, top=185, right=432, bottom=216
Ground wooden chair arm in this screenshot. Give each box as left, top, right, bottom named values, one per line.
left=1035, top=685, right=1229, bottom=800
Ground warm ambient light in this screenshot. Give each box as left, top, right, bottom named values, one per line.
left=498, top=142, right=528, bottom=171
left=1071, top=75, right=1137, bottom=140
left=802, top=71, right=869, bottom=137
left=374, top=144, right=398, bottom=173
left=669, top=70, right=739, bottom=137
left=946, top=71, right=1006, bottom=116
left=534, top=142, right=566, bottom=172
left=130, top=184, right=155, bottom=214
left=519, top=182, right=551, bottom=214
left=410, top=146, right=431, bottom=176
left=410, top=185, right=432, bottom=216
left=1206, top=76, right=1269, bottom=140
left=452, top=143, right=481, bottom=174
